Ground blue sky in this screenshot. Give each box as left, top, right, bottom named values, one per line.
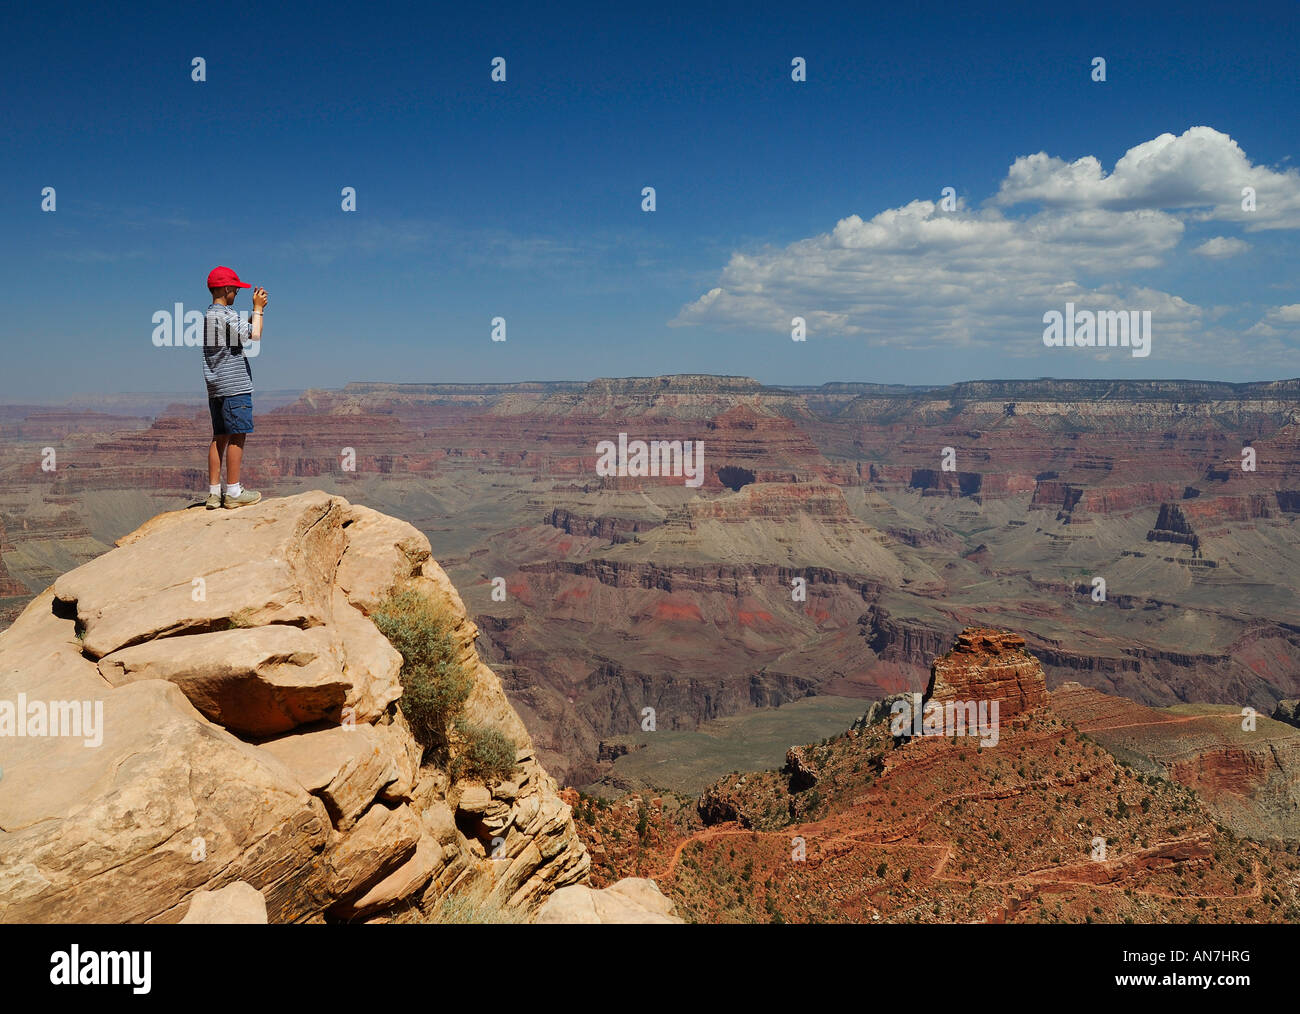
left=3, top=0, right=1299, bottom=400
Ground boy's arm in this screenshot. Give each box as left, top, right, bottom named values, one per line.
left=240, top=288, right=268, bottom=344
left=249, top=287, right=267, bottom=341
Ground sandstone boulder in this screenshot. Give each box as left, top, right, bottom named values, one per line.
left=98, top=625, right=353, bottom=735
left=335, top=503, right=432, bottom=613
left=329, top=589, right=404, bottom=722
left=0, top=493, right=590, bottom=924
left=535, top=878, right=683, bottom=924
left=0, top=670, right=331, bottom=923
left=457, top=785, right=493, bottom=815
left=260, top=724, right=399, bottom=829
left=333, top=828, right=440, bottom=921
left=327, top=803, right=421, bottom=901
left=179, top=882, right=268, bottom=924
left=53, top=492, right=345, bottom=659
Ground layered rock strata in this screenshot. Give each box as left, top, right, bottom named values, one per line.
left=0, top=492, right=589, bottom=923
left=923, top=627, right=1049, bottom=718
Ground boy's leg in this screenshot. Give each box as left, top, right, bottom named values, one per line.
left=225, top=434, right=246, bottom=485
left=207, top=396, right=229, bottom=503
left=208, top=436, right=230, bottom=486
left=219, top=395, right=260, bottom=508
left=203, top=435, right=228, bottom=508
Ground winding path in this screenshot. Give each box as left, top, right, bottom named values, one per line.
left=657, top=711, right=1263, bottom=919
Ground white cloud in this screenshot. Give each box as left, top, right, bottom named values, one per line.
left=673, top=198, right=1195, bottom=352
left=993, top=127, right=1300, bottom=230
left=1246, top=304, right=1300, bottom=344
left=1192, top=236, right=1251, bottom=258
left=673, top=128, right=1300, bottom=366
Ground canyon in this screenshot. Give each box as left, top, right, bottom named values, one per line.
left=1, top=375, right=1298, bottom=796
left=0, top=493, right=685, bottom=923
left=576, top=627, right=1300, bottom=923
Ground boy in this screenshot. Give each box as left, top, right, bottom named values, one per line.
left=202, top=266, right=268, bottom=508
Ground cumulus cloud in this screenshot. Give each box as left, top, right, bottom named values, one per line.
left=1246, top=304, right=1300, bottom=344
left=1192, top=236, right=1251, bottom=258
left=993, top=127, right=1300, bottom=230
left=674, top=198, right=1195, bottom=352
left=672, top=127, right=1300, bottom=366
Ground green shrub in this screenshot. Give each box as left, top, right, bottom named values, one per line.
left=374, top=587, right=516, bottom=779
left=452, top=718, right=517, bottom=781
left=373, top=588, right=473, bottom=755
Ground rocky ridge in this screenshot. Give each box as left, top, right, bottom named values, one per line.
left=583, top=627, right=1300, bottom=923
left=0, top=492, right=594, bottom=922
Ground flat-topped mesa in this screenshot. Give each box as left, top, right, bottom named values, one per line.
left=682, top=483, right=853, bottom=522
left=923, top=627, right=1048, bottom=719
left=585, top=375, right=763, bottom=396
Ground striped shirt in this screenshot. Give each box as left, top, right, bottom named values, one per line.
left=202, top=303, right=255, bottom=398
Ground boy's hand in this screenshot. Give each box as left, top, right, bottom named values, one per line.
left=252, top=287, right=268, bottom=310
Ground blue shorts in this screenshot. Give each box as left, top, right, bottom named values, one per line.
left=209, top=393, right=254, bottom=435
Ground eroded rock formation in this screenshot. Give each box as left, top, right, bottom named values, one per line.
left=0, top=492, right=590, bottom=923
left=535, top=877, right=684, bottom=924
left=924, top=627, right=1049, bottom=718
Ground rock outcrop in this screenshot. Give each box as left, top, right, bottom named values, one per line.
left=1273, top=699, right=1300, bottom=728
left=0, top=492, right=589, bottom=923
left=535, top=877, right=684, bottom=924
left=924, top=627, right=1049, bottom=718
left=783, top=745, right=820, bottom=792
left=179, top=882, right=268, bottom=924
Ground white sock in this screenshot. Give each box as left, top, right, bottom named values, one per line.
left=226, top=482, right=243, bottom=497
left=209, top=484, right=222, bottom=496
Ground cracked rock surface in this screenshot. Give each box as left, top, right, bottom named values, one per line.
left=0, top=492, right=590, bottom=922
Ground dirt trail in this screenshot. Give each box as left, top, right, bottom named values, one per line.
left=659, top=711, right=1264, bottom=915
left=1075, top=712, right=1241, bottom=734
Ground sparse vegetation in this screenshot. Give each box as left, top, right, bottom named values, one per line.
left=571, top=665, right=1298, bottom=926
left=423, top=880, right=529, bottom=924
left=374, top=586, right=515, bottom=775
left=452, top=718, right=518, bottom=781
left=217, top=607, right=258, bottom=631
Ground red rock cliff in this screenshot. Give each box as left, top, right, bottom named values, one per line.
left=923, top=627, right=1049, bottom=718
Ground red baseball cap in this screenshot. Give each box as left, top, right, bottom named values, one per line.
left=207, top=265, right=251, bottom=289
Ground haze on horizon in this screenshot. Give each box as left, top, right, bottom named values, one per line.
left=3, top=0, right=1298, bottom=401
left=11, top=372, right=1300, bottom=411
